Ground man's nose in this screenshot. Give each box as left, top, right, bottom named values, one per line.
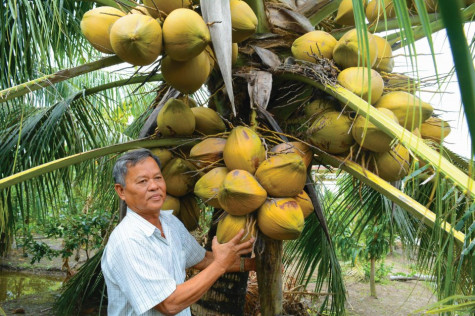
left=148, top=179, right=159, bottom=190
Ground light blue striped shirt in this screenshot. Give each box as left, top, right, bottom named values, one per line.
left=101, top=209, right=206, bottom=316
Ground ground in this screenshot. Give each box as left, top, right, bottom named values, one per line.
left=1, top=239, right=435, bottom=315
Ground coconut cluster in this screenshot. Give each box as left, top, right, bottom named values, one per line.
left=80, top=1, right=255, bottom=93
left=193, top=126, right=315, bottom=242
left=290, top=25, right=450, bottom=182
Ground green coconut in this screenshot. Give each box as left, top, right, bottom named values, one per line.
left=156, top=98, right=195, bottom=136
left=230, top=0, right=258, bottom=43
left=177, top=194, right=200, bottom=231
left=150, top=147, right=174, bottom=168
left=333, top=29, right=378, bottom=69
left=191, top=107, right=226, bottom=135
left=162, top=158, right=197, bottom=197
left=307, top=111, right=355, bottom=154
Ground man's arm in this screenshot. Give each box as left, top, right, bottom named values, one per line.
left=154, top=230, right=254, bottom=315
left=193, top=251, right=256, bottom=273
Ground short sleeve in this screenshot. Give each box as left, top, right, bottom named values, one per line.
left=106, top=238, right=177, bottom=315
left=174, top=217, right=206, bottom=269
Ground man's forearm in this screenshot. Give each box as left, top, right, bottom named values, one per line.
left=154, top=260, right=227, bottom=315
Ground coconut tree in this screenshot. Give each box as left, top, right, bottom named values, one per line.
left=1, top=0, right=475, bottom=315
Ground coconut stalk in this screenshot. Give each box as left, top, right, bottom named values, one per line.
left=244, top=0, right=270, bottom=33
left=256, top=233, right=283, bottom=315
left=0, top=55, right=123, bottom=103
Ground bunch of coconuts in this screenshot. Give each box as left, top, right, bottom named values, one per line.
left=80, top=0, right=257, bottom=94
left=290, top=17, right=451, bottom=182
left=193, top=126, right=315, bottom=242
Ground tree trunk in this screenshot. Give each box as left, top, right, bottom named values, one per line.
left=192, top=210, right=250, bottom=315
left=370, top=257, right=377, bottom=298
left=256, top=234, right=283, bottom=316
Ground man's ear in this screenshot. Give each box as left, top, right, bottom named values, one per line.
left=114, top=184, right=126, bottom=201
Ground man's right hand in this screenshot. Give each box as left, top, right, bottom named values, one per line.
left=211, top=229, right=255, bottom=272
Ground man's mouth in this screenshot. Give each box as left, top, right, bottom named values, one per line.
left=149, top=195, right=162, bottom=201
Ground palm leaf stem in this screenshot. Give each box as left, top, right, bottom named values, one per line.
left=83, top=74, right=163, bottom=97
left=438, top=0, right=475, bottom=154
left=0, top=137, right=198, bottom=190
left=307, top=0, right=339, bottom=27
left=244, top=0, right=270, bottom=33
left=317, top=151, right=466, bottom=244
left=0, top=55, right=123, bottom=103
left=280, top=72, right=475, bottom=198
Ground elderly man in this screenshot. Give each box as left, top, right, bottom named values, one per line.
left=101, top=149, right=255, bottom=316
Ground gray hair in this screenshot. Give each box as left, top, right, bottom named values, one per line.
left=113, top=148, right=162, bottom=187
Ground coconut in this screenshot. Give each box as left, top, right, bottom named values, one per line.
left=373, top=35, right=394, bottom=73
left=335, top=0, right=356, bottom=26
left=294, top=190, right=314, bottom=218
left=371, top=144, right=411, bottom=182
left=337, top=67, right=384, bottom=104
left=223, top=126, right=266, bottom=174
left=291, top=31, right=337, bottom=62
left=189, top=138, right=226, bottom=169
left=232, top=43, right=239, bottom=65
left=163, top=8, right=210, bottom=61
left=307, top=111, right=355, bottom=154
left=80, top=7, right=125, bottom=54
left=255, top=154, right=307, bottom=197
left=109, top=14, right=162, bottom=66
left=143, top=0, right=192, bottom=17
left=177, top=194, right=200, bottom=231
left=194, top=167, right=228, bottom=208
left=156, top=98, right=196, bottom=136
left=303, top=97, right=337, bottom=121
left=352, top=108, right=399, bottom=152
left=333, top=29, right=378, bottom=69
left=217, top=214, right=256, bottom=244
left=204, top=46, right=216, bottom=74
left=420, top=117, right=451, bottom=143
left=375, top=91, right=433, bottom=130
left=230, top=0, right=258, bottom=43
left=162, top=158, right=197, bottom=197
left=191, top=107, right=226, bottom=135
left=150, top=147, right=173, bottom=168
left=161, top=50, right=210, bottom=94
left=270, top=142, right=313, bottom=168
left=366, top=0, right=396, bottom=23
left=257, top=198, right=304, bottom=240
left=162, top=194, right=180, bottom=214
left=218, top=169, right=267, bottom=216
left=129, top=6, right=151, bottom=16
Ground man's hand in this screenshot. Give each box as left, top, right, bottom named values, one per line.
left=211, top=229, right=255, bottom=272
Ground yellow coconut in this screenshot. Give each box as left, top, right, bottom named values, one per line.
left=230, top=0, right=258, bottom=43
left=191, top=107, right=226, bottom=135
left=162, top=158, right=197, bottom=197
left=217, top=214, right=256, bottom=244
left=255, top=154, right=307, bottom=197
left=351, top=108, right=399, bottom=152
left=194, top=167, right=229, bottom=208
left=307, top=111, right=355, bottom=154
left=375, top=91, right=433, bottom=130
left=366, top=0, right=396, bottom=23
left=204, top=46, right=216, bottom=74
left=373, top=35, right=394, bottom=73
left=337, top=67, right=384, bottom=104
left=129, top=6, right=151, bottom=15
left=303, top=97, right=337, bottom=121
left=189, top=138, right=226, bottom=169
left=270, top=142, right=313, bottom=168
left=109, top=14, right=162, bottom=66
left=291, top=31, right=337, bottom=62
left=372, top=144, right=410, bottom=182
left=294, top=190, right=314, bottom=219
left=335, top=0, right=355, bottom=26
left=80, top=7, right=125, bottom=54
left=257, top=198, right=304, bottom=240
left=232, top=43, right=239, bottom=65
left=333, top=29, right=378, bottom=69
left=162, top=194, right=180, bottom=213
left=156, top=98, right=196, bottom=136
left=150, top=147, right=173, bottom=168
left=223, top=126, right=266, bottom=174
left=218, top=169, right=267, bottom=216
left=143, top=0, right=192, bottom=17
left=420, top=117, right=451, bottom=143
left=177, top=194, right=200, bottom=231
left=161, top=50, right=210, bottom=94
left=163, top=8, right=210, bottom=61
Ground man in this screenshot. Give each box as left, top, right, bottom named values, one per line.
left=101, top=149, right=255, bottom=316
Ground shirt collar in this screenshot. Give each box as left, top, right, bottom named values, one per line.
left=126, top=208, right=173, bottom=237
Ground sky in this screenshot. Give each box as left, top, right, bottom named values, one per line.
left=392, top=23, right=474, bottom=159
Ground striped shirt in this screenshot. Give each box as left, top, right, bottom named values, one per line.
left=101, top=208, right=206, bottom=316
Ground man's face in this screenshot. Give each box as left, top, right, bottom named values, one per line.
left=114, top=157, right=167, bottom=215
